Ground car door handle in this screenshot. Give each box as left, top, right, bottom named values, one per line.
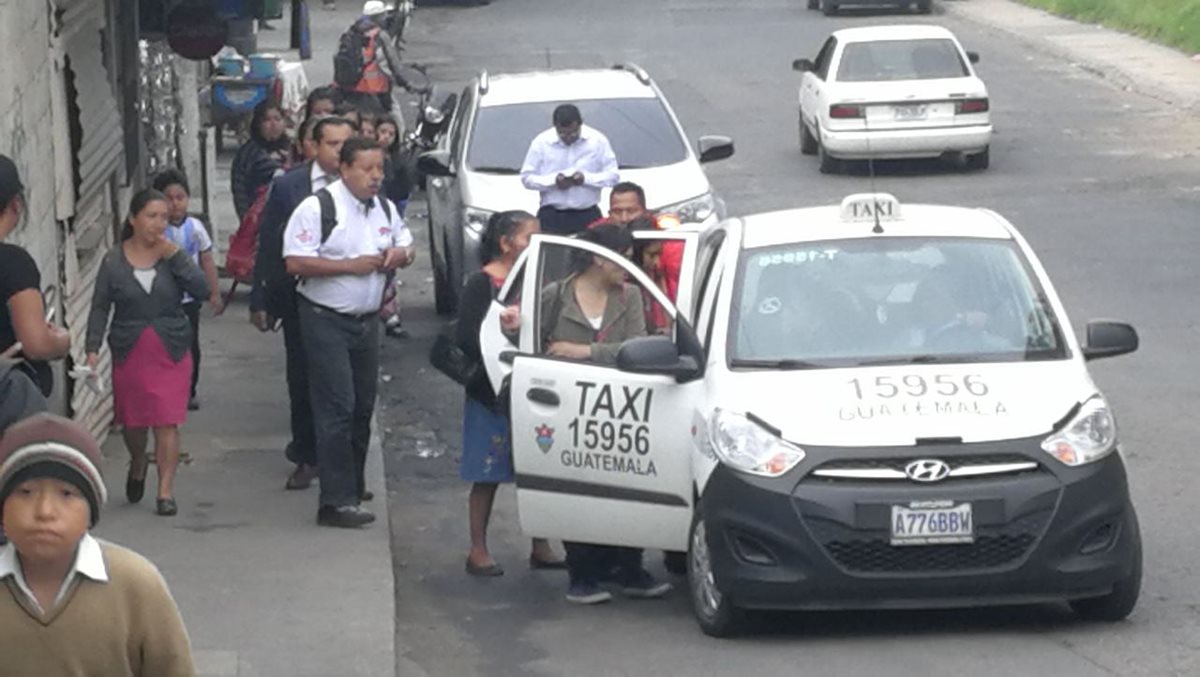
left=500, top=350, right=516, bottom=364
left=526, top=388, right=559, bottom=407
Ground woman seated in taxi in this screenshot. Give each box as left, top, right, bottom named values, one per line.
left=539, top=224, right=648, bottom=363
left=626, top=216, right=673, bottom=336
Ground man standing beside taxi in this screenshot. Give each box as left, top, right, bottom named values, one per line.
left=520, top=104, right=619, bottom=236
left=282, top=138, right=414, bottom=528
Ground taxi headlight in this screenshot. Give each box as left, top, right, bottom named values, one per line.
left=1040, top=396, right=1117, bottom=466
left=463, top=207, right=493, bottom=241
left=707, top=408, right=805, bottom=477
left=660, top=192, right=717, bottom=224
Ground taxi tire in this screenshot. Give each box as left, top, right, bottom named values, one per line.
left=688, top=506, right=746, bottom=637
left=1070, top=512, right=1142, bottom=622
left=799, top=111, right=818, bottom=155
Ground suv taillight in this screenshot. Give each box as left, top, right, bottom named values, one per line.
left=829, top=104, right=865, bottom=119
left=956, top=98, right=989, bottom=114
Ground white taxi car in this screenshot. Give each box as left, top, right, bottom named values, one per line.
left=793, top=25, right=993, bottom=173
left=479, top=194, right=1142, bottom=636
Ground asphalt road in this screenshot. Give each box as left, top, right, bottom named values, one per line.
left=372, top=1, right=1200, bottom=675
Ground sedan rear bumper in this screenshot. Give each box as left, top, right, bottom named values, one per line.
left=821, top=123, right=992, bottom=159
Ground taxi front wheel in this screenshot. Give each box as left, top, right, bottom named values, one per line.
left=1069, top=510, right=1142, bottom=622
left=688, top=505, right=746, bottom=637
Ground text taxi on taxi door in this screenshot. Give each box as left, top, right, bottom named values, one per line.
left=479, top=193, right=1142, bottom=637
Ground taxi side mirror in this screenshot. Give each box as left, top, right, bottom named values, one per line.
left=616, top=335, right=703, bottom=382
left=1082, top=320, right=1138, bottom=361
left=698, top=135, right=735, bottom=164
left=792, top=58, right=815, bottom=72
left=417, top=150, right=454, bottom=177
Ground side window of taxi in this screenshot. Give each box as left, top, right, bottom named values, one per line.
left=814, top=37, right=837, bottom=80
left=534, top=241, right=671, bottom=362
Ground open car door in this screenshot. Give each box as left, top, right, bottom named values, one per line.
left=487, top=234, right=705, bottom=552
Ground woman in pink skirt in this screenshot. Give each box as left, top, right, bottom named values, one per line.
left=85, top=188, right=210, bottom=516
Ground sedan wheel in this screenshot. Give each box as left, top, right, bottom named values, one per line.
left=688, top=509, right=745, bottom=637
left=817, top=135, right=840, bottom=174
left=964, top=146, right=990, bottom=171
left=799, top=109, right=818, bottom=155
left=821, top=0, right=838, bottom=15
left=807, top=0, right=819, bottom=8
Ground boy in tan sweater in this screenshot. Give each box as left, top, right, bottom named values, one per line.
left=0, top=413, right=194, bottom=676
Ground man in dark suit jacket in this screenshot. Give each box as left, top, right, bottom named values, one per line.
left=251, top=117, right=356, bottom=489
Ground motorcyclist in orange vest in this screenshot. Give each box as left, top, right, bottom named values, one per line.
left=342, top=1, right=413, bottom=113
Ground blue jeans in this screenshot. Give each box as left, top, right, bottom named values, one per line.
left=298, top=299, right=380, bottom=508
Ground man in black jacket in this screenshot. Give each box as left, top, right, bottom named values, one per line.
left=251, top=116, right=355, bottom=490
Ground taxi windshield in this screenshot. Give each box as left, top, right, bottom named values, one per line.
left=730, top=237, right=1067, bottom=368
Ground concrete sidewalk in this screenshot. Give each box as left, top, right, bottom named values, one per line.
left=945, top=0, right=1200, bottom=111
left=90, top=9, right=396, bottom=674
left=92, top=303, right=396, bottom=677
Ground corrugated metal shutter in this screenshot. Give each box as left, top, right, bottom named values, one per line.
left=55, top=0, right=123, bottom=435
left=60, top=2, right=124, bottom=203
left=64, top=225, right=115, bottom=440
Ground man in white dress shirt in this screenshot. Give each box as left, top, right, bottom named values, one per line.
left=520, top=104, right=619, bottom=236
left=282, top=137, right=415, bottom=528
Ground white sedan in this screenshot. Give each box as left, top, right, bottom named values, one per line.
left=793, top=25, right=993, bottom=173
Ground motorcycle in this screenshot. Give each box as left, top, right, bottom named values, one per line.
left=398, top=64, right=457, bottom=190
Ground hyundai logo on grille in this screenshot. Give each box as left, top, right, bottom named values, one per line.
left=905, top=459, right=951, bottom=482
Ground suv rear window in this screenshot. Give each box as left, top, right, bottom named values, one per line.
left=837, top=39, right=968, bottom=82
left=466, top=98, right=688, bottom=174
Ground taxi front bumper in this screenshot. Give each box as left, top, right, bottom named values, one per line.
left=701, top=440, right=1139, bottom=611
left=820, top=123, right=992, bottom=160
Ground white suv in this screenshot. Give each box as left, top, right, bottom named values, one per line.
left=418, top=64, right=734, bottom=314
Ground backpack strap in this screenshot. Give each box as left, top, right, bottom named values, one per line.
left=316, top=188, right=337, bottom=245
left=379, top=196, right=392, bottom=224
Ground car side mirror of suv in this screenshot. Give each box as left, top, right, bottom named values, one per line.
left=616, top=335, right=702, bottom=382
left=1082, top=320, right=1138, bottom=360
left=698, top=135, right=735, bottom=164
left=417, top=150, right=454, bottom=177
left=967, top=51, right=981, bottom=64
left=792, top=58, right=815, bottom=72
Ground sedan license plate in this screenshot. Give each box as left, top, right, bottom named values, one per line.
left=894, top=104, right=928, bottom=121
left=890, top=501, right=973, bottom=546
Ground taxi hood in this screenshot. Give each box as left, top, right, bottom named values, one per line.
left=719, top=360, right=1094, bottom=448
left=462, top=160, right=712, bottom=215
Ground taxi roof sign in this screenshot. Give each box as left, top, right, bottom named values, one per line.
left=840, top=193, right=901, bottom=224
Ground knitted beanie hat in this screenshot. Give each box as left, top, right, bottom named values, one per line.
left=0, top=414, right=107, bottom=526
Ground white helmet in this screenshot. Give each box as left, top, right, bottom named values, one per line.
left=362, top=1, right=388, bottom=16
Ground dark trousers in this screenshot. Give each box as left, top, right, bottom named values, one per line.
left=565, top=542, right=645, bottom=586
left=183, top=301, right=203, bottom=399
left=282, top=305, right=318, bottom=467
left=298, top=298, right=380, bottom=508
left=536, top=205, right=602, bottom=236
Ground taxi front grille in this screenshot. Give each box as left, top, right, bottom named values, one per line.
left=806, top=454, right=1042, bottom=483
left=805, top=509, right=1051, bottom=574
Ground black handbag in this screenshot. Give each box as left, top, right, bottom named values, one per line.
left=428, top=321, right=480, bottom=387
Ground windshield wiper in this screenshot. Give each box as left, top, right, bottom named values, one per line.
left=471, top=166, right=520, bottom=175
left=730, top=358, right=821, bottom=370
left=857, top=355, right=944, bottom=366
